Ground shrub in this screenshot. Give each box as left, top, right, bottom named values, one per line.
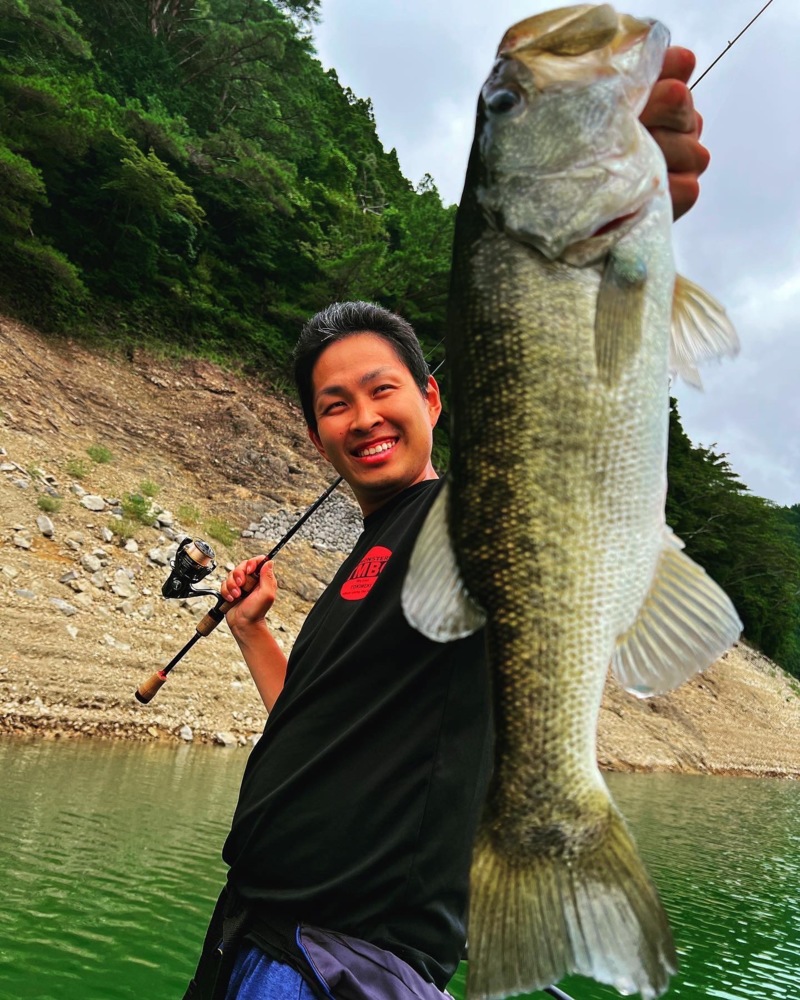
left=110, top=517, right=137, bottom=542
left=66, top=458, right=88, bottom=479
left=122, top=492, right=154, bottom=524
left=139, top=479, right=160, bottom=498
left=87, top=443, right=113, bottom=464
left=204, top=516, right=238, bottom=548
left=177, top=502, right=201, bottom=525
left=37, top=495, right=62, bottom=513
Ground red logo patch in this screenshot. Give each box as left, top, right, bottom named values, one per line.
left=340, top=546, right=392, bottom=601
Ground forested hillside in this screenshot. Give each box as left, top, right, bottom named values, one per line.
left=1, top=0, right=799, bottom=676
left=0, top=0, right=453, bottom=364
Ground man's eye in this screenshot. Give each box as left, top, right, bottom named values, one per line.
left=324, top=401, right=345, bottom=414
left=374, top=385, right=394, bottom=395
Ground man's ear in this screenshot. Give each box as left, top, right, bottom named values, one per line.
left=307, top=426, right=329, bottom=462
left=426, top=375, right=443, bottom=428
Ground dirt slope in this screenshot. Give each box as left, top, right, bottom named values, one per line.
left=1, top=314, right=799, bottom=774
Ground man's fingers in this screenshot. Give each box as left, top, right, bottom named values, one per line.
left=649, top=126, right=710, bottom=175
left=668, top=173, right=702, bottom=222
left=641, top=78, right=697, bottom=133
left=659, top=46, right=696, bottom=85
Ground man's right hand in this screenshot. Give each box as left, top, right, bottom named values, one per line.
left=222, top=557, right=277, bottom=633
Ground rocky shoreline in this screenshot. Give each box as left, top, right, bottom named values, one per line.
left=2, top=314, right=800, bottom=776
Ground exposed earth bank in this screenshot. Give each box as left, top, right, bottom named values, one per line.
left=2, top=315, right=799, bottom=776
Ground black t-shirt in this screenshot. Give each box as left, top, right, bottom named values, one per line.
left=222, top=479, right=493, bottom=988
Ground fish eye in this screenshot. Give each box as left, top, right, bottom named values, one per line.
left=485, top=87, right=523, bottom=116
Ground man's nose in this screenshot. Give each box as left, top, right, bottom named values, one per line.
left=351, top=397, right=382, bottom=432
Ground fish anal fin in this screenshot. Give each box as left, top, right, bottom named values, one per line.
left=467, top=807, right=676, bottom=1000
left=595, top=248, right=647, bottom=386
left=612, top=529, right=742, bottom=697
left=401, top=481, right=486, bottom=642
left=670, top=273, right=739, bottom=389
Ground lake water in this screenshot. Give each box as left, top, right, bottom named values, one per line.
left=1, top=738, right=798, bottom=1000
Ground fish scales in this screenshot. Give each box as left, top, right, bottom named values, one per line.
left=403, top=5, right=741, bottom=1000
left=452, top=222, right=672, bottom=846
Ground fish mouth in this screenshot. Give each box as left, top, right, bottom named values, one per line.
left=591, top=209, right=642, bottom=238
left=352, top=438, right=398, bottom=460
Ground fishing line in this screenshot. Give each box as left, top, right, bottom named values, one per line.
left=691, top=0, right=776, bottom=90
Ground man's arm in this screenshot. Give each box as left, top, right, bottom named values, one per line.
left=222, top=558, right=288, bottom=713
left=641, top=46, right=710, bottom=220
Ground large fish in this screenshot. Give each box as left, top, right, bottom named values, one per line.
left=402, top=5, right=741, bottom=999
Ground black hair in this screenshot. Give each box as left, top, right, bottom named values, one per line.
left=293, top=301, right=430, bottom=432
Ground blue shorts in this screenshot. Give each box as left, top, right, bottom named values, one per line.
left=225, top=943, right=318, bottom=1000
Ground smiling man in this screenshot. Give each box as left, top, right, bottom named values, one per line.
left=185, top=48, right=711, bottom=1000
left=185, top=304, right=491, bottom=1000
left=302, top=320, right=442, bottom=515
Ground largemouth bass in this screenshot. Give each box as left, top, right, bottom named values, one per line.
left=402, top=5, right=741, bottom=999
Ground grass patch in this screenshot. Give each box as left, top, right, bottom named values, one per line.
left=139, top=479, right=160, bottom=498
left=122, top=492, right=155, bottom=525
left=109, top=517, right=138, bottom=542
left=37, top=495, right=62, bottom=513
left=87, top=443, right=113, bottom=464
left=204, top=516, right=238, bottom=548
left=66, top=458, right=89, bottom=479
left=177, top=502, right=201, bottom=526
left=271, top=374, right=298, bottom=401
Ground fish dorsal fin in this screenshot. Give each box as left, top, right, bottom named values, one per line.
left=506, top=5, right=620, bottom=57
left=595, top=247, right=647, bottom=385
left=402, top=480, right=486, bottom=642
left=670, top=273, right=740, bottom=388
left=612, top=528, right=741, bottom=697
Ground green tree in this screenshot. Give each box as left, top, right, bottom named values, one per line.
left=666, top=399, right=800, bottom=675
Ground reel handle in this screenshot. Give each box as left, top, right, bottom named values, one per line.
left=194, top=557, right=267, bottom=636
left=134, top=558, right=268, bottom=705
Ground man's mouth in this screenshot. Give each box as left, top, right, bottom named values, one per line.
left=354, top=439, right=397, bottom=459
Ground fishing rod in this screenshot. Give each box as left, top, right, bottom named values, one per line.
left=691, top=0, right=776, bottom=90
left=134, top=476, right=342, bottom=703
left=134, top=350, right=446, bottom=705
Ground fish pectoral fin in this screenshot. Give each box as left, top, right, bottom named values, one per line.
left=594, top=248, right=647, bottom=385
left=670, top=273, right=740, bottom=388
left=467, top=808, right=676, bottom=1000
left=612, top=528, right=742, bottom=697
left=401, top=480, right=486, bottom=642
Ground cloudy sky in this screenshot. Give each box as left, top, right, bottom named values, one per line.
left=313, top=0, right=800, bottom=507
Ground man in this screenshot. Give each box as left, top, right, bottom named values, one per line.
left=185, top=48, right=709, bottom=1000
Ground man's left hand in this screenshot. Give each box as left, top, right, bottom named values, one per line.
left=641, top=46, right=710, bottom=220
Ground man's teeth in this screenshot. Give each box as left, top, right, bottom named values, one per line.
left=358, top=441, right=394, bottom=457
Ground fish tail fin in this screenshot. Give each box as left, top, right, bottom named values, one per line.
left=467, top=810, right=676, bottom=1000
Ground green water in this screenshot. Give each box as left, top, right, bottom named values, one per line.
left=1, top=739, right=798, bottom=1000
left=0, top=738, right=241, bottom=999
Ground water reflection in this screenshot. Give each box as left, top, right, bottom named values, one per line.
left=0, top=738, right=246, bottom=999
left=1, top=741, right=798, bottom=1000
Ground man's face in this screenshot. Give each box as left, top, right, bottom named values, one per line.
left=308, top=332, right=442, bottom=516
